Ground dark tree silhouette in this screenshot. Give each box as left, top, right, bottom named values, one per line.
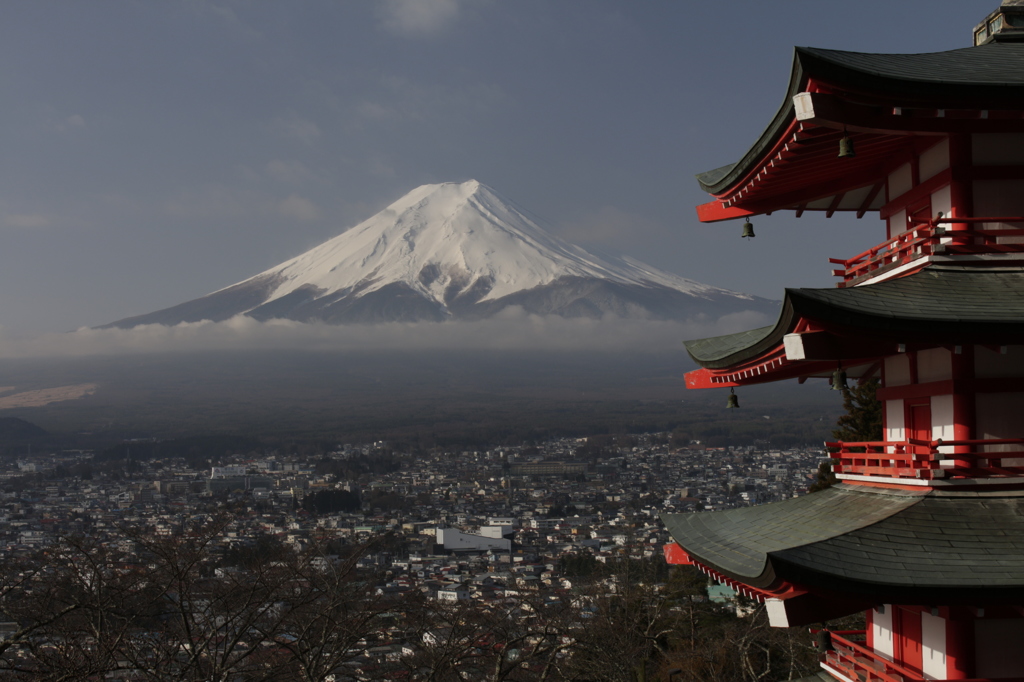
left=811, top=378, right=883, bottom=492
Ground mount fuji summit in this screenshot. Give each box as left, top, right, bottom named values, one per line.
left=104, top=181, right=775, bottom=328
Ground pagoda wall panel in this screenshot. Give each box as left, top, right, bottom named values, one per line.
left=975, top=618, right=1024, bottom=678
left=971, top=132, right=1024, bottom=165
left=885, top=400, right=905, bottom=443
left=976, top=392, right=1024, bottom=453
left=889, top=163, right=914, bottom=201
left=921, top=610, right=947, bottom=679
left=931, top=185, right=952, bottom=239
left=885, top=355, right=912, bottom=386
left=872, top=604, right=895, bottom=660
left=975, top=344, right=1024, bottom=378
left=974, top=179, right=1024, bottom=243
left=932, top=394, right=955, bottom=453
left=920, top=138, right=951, bottom=183
left=888, top=208, right=908, bottom=240
left=918, top=348, right=953, bottom=383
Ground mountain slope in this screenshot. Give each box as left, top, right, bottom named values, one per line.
left=104, top=180, right=775, bottom=327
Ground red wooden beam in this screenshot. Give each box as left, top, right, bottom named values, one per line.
left=663, top=543, right=692, bottom=565
left=879, top=168, right=952, bottom=219
left=733, top=166, right=904, bottom=217
left=857, top=182, right=885, bottom=219
left=825, top=192, right=845, bottom=218
left=794, top=91, right=1024, bottom=135
left=695, top=202, right=756, bottom=223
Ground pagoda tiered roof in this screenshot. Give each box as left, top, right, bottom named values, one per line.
left=684, top=266, right=1024, bottom=388
left=696, top=42, right=1024, bottom=223
left=662, top=485, right=1024, bottom=603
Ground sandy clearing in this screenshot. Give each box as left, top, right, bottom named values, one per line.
left=0, top=383, right=98, bottom=409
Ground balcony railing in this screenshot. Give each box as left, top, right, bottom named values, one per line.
left=825, top=438, right=1024, bottom=481
left=822, top=629, right=1024, bottom=682
left=830, top=216, right=1024, bottom=287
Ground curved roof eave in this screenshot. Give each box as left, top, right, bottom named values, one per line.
left=696, top=43, right=1024, bottom=198
left=684, top=267, right=1024, bottom=369
left=663, top=486, right=1024, bottom=596
left=695, top=48, right=807, bottom=195
left=660, top=485, right=922, bottom=589
left=683, top=299, right=795, bottom=369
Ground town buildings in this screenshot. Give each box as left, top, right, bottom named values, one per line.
left=0, top=433, right=827, bottom=677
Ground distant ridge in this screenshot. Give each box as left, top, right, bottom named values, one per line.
left=104, top=180, right=776, bottom=327
left=0, top=417, right=48, bottom=440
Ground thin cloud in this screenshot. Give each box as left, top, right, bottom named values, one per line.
left=3, top=213, right=50, bottom=229
left=278, top=194, right=321, bottom=222
left=558, top=206, right=661, bottom=247
left=0, top=309, right=773, bottom=359
left=266, top=160, right=314, bottom=185
left=276, top=114, right=321, bottom=145
left=208, top=4, right=262, bottom=40
left=378, top=0, right=461, bottom=36
left=164, top=185, right=266, bottom=219
left=58, top=114, right=86, bottom=132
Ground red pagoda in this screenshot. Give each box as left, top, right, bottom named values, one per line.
left=662, top=4, right=1024, bottom=681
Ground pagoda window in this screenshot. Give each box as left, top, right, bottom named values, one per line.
left=990, top=14, right=1005, bottom=34
left=975, top=26, right=989, bottom=45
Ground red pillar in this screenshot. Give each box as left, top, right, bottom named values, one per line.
left=948, top=133, right=974, bottom=247
left=951, top=345, right=975, bottom=454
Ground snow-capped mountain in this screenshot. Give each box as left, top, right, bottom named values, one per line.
left=104, top=180, right=775, bottom=327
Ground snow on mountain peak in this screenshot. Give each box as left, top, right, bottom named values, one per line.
left=246, top=180, right=735, bottom=308
left=101, top=180, right=775, bottom=330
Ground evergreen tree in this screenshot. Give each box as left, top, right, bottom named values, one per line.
left=832, top=377, right=883, bottom=442
left=810, top=378, right=882, bottom=492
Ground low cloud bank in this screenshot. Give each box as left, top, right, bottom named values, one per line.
left=0, top=309, right=772, bottom=359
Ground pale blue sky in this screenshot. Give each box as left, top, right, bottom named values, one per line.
left=0, top=0, right=999, bottom=333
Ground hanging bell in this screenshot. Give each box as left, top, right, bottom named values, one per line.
left=726, top=387, right=740, bottom=409
left=831, top=367, right=848, bottom=391
left=741, top=220, right=755, bottom=239
left=838, top=135, right=855, bottom=158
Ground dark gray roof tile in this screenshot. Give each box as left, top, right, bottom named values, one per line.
left=698, top=43, right=1024, bottom=195
left=686, top=268, right=1024, bottom=368
left=663, top=486, right=1024, bottom=590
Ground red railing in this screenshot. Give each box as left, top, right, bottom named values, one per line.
left=825, top=438, right=1024, bottom=481
left=823, top=629, right=1024, bottom=682
left=831, top=216, right=1024, bottom=286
